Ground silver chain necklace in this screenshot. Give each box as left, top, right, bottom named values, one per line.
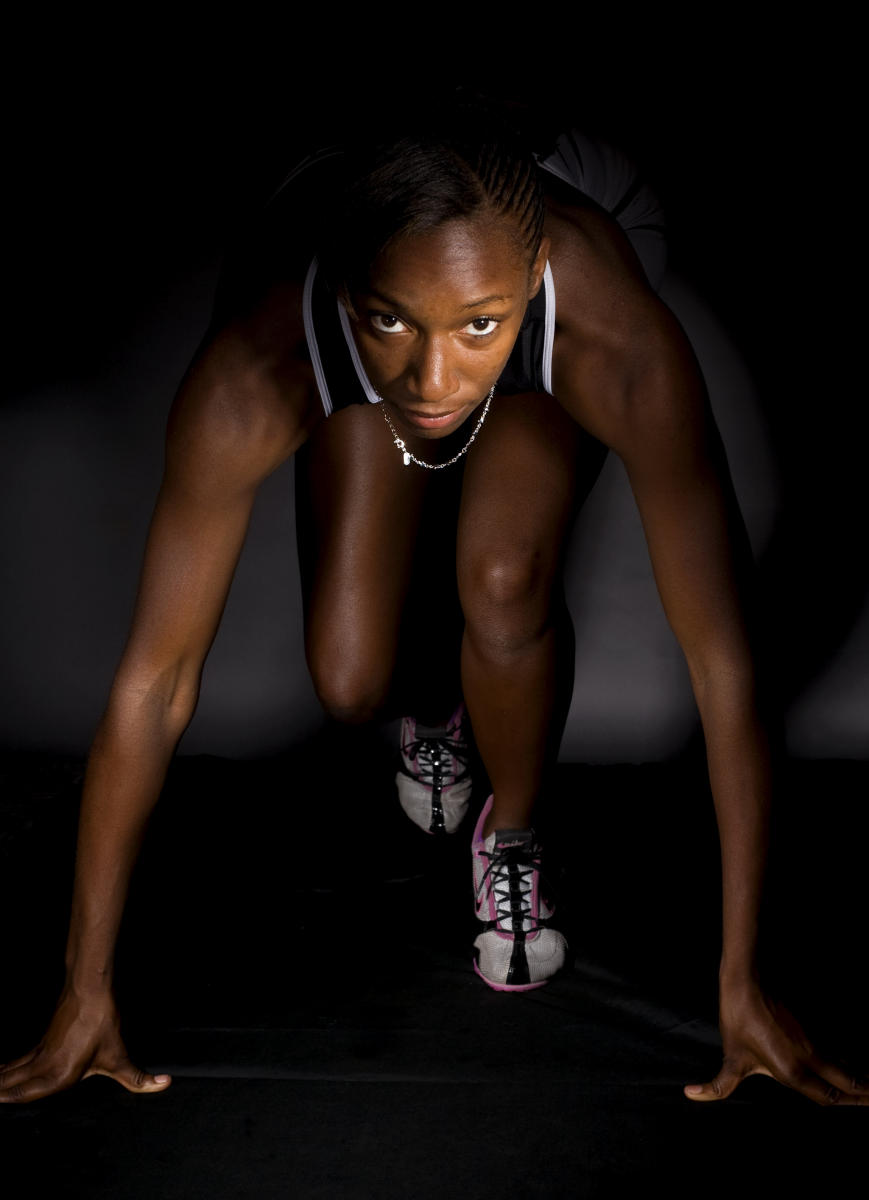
left=378, top=386, right=495, bottom=469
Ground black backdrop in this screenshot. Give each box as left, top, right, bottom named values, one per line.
left=2, top=26, right=867, bottom=1195
left=4, top=29, right=866, bottom=762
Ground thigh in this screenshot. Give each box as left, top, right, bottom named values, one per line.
left=295, top=403, right=431, bottom=678
left=457, top=392, right=605, bottom=616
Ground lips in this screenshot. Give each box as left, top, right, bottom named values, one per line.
left=400, top=407, right=463, bottom=430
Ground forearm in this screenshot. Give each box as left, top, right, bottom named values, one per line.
left=692, top=664, right=772, bottom=986
left=63, top=680, right=194, bottom=997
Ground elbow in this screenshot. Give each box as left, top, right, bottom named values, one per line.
left=685, top=649, right=758, bottom=718
left=104, top=659, right=202, bottom=740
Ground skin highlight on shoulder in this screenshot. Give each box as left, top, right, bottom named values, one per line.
left=167, top=280, right=322, bottom=490
left=545, top=198, right=661, bottom=348
left=544, top=196, right=707, bottom=450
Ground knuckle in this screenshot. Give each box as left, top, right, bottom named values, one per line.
left=823, top=1085, right=842, bottom=1106
left=779, top=1066, right=803, bottom=1090
left=0, top=1059, right=26, bottom=1086
left=0, top=1067, right=25, bottom=1091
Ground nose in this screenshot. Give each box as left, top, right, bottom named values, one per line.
left=406, top=337, right=460, bottom=406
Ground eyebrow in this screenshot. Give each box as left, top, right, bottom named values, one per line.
left=459, top=294, right=512, bottom=311
left=363, top=289, right=513, bottom=313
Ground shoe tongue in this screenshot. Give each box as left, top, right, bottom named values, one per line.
left=494, top=828, right=534, bottom=849
left=415, top=722, right=450, bottom=738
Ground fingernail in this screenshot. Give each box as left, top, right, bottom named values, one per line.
left=154, top=1075, right=170, bottom=1084
left=684, top=1084, right=703, bottom=1095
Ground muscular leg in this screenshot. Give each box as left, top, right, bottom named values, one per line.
left=295, top=403, right=463, bottom=725
left=457, top=393, right=606, bottom=837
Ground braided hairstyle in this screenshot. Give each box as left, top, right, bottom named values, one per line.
left=318, top=98, right=545, bottom=307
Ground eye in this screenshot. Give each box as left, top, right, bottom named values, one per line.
left=464, top=316, right=499, bottom=337
left=370, top=313, right=409, bottom=334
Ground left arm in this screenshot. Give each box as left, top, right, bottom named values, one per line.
left=575, top=308, right=771, bottom=988
left=553, top=272, right=866, bottom=1105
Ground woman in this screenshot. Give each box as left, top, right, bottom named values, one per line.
left=0, top=100, right=863, bottom=1106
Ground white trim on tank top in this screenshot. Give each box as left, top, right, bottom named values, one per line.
left=337, top=302, right=382, bottom=405
left=542, top=260, right=555, bottom=395
left=302, top=257, right=334, bottom=417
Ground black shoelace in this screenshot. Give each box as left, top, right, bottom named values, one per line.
left=475, top=838, right=553, bottom=934
left=402, top=733, right=470, bottom=789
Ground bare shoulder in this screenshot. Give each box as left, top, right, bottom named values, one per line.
left=166, top=277, right=322, bottom=496
left=546, top=200, right=703, bottom=452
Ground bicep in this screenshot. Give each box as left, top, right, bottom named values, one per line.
left=114, top=334, right=316, bottom=705
left=556, top=309, right=757, bottom=683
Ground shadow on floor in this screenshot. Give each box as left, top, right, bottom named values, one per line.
left=1, top=748, right=866, bottom=1197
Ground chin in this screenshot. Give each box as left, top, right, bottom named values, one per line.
left=412, top=421, right=465, bottom=441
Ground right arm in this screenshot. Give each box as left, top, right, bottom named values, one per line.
left=0, top=305, right=320, bottom=1103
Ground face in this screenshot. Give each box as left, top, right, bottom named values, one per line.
left=350, top=215, right=549, bottom=440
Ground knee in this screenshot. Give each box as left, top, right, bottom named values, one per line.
left=460, top=551, right=552, bottom=654
left=307, top=648, right=391, bottom=725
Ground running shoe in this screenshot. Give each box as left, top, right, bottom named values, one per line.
left=471, top=795, right=567, bottom=990
left=396, top=703, right=472, bottom=835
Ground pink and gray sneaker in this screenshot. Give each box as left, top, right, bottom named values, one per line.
left=396, top=703, right=473, bottom=835
left=471, top=795, right=567, bottom=991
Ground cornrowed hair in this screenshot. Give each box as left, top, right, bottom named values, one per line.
left=474, top=137, right=545, bottom=257
left=317, top=98, right=545, bottom=304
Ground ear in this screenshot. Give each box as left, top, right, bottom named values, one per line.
left=527, top=236, right=550, bottom=299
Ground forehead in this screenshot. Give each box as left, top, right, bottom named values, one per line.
left=364, top=216, right=528, bottom=309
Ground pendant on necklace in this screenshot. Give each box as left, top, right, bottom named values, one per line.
left=403, top=451, right=411, bottom=466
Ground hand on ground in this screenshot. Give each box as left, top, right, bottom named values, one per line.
left=0, top=990, right=170, bottom=1104
left=684, top=986, right=868, bottom=1106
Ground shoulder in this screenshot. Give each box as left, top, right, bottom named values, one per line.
left=546, top=201, right=704, bottom=452
left=546, top=196, right=666, bottom=358
left=166, top=278, right=322, bottom=492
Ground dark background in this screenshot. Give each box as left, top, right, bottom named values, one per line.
left=2, top=26, right=867, bottom=1197
left=3, top=31, right=866, bottom=763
